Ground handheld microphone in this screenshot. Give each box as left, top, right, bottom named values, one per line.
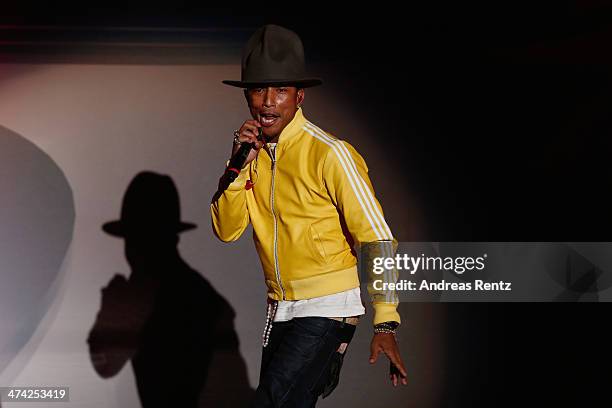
left=224, top=127, right=262, bottom=183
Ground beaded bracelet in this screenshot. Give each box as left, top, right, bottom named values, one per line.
left=374, top=321, right=399, bottom=334
left=374, top=328, right=397, bottom=334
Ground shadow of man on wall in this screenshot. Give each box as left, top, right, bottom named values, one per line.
left=87, top=171, right=253, bottom=407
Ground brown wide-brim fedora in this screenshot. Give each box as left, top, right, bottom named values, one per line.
left=222, top=24, right=322, bottom=89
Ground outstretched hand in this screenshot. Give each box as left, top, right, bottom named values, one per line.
left=369, top=333, right=408, bottom=386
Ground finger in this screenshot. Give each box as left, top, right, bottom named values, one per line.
left=241, top=125, right=259, bottom=136
left=245, top=119, right=262, bottom=128
left=392, top=373, right=398, bottom=387
left=386, top=351, right=408, bottom=378
left=237, top=135, right=258, bottom=147
left=238, top=131, right=257, bottom=143
left=369, top=347, right=381, bottom=364
left=391, top=369, right=407, bottom=386
left=234, top=135, right=254, bottom=146
left=238, top=130, right=258, bottom=143
left=243, top=123, right=263, bottom=138
left=394, top=361, right=408, bottom=379
left=396, top=360, right=408, bottom=379
left=383, top=346, right=408, bottom=378
left=241, top=128, right=259, bottom=140
left=243, top=119, right=260, bottom=127
left=390, top=361, right=404, bottom=383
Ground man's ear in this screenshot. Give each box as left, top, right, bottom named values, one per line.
left=297, top=88, right=305, bottom=107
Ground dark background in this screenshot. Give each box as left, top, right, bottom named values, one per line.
left=2, top=2, right=611, bottom=406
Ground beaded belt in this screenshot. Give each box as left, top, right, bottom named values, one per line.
left=262, top=299, right=278, bottom=347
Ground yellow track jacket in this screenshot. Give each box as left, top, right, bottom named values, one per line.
left=211, top=108, right=400, bottom=325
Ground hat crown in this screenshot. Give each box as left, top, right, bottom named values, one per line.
left=242, top=25, right=306, bottom=82
left=223, top=24, right=321, bottom=88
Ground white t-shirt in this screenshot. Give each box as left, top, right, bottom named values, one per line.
left=273, top=287, right=366, bottom=322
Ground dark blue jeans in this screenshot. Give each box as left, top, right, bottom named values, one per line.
left=250, top=317, right=357, bottom=408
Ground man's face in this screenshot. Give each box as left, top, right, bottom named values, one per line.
left=244, top=86, right=305, bottom=141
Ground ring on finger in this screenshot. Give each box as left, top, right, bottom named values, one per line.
left=233, top=130, right=242, bottom=145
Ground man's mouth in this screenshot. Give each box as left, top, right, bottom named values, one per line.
left=259, top=113, right=280, bottom=127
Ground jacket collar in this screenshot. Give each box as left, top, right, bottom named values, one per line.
left=276, top=107, right=306, bottom=148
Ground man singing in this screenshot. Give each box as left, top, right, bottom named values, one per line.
left=211, top=24, right=407, bottom=407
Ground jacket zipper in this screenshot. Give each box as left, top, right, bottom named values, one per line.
left=269, top=145, right=286, bottom=300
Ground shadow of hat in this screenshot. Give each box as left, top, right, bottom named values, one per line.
left=102, top=171, right=196, bottom=238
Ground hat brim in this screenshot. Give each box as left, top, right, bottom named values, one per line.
left=102, top=221, right=197, bottom=238
left=222, top=78, right=322, bottom=88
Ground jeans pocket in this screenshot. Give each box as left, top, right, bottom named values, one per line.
left=320, top=350, right=344, bottom=399
left=320, top=323, right=356, bottom=398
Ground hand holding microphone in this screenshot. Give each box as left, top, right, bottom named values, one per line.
left=232, top=120, right=264, bottom=162
left=224, top=120, right=264, bottom=183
